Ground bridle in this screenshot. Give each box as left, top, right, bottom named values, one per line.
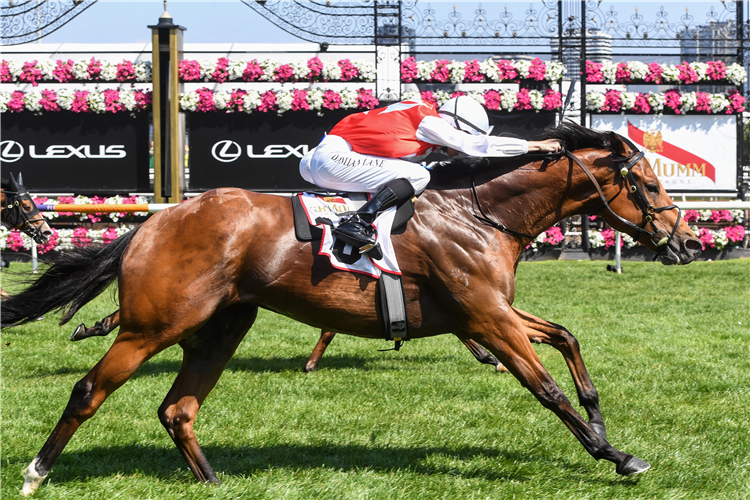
left=1, top=184, right=47, bottom=244
left=470, top=134, right=681, bottom=251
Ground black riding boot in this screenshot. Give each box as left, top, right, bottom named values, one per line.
left=333, top=179, right=415, bottom=253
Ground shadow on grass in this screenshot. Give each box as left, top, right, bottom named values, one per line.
left=29, top=442, right=567, bottom=484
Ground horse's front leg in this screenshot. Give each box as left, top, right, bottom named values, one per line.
left=463, top=303, right=649, bottom=476
left=513, top=307, right=606, bottom=439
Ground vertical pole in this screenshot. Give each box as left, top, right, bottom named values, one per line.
left=738, top=0, right=745, bottom=199
left=615, top=231, right=622, bottom=274
left=151, top=29, right=164, bottom=203
left=580, top=0, right=590, bottom=253
left=31, top=239, right=38, bottom=273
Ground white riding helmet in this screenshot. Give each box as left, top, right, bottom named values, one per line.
left=438, top=96, right=493, bottom=136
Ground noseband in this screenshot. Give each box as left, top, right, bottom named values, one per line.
left=2, top=187, right=46, bottom=242
left=563, top=134, right=682, bottom=250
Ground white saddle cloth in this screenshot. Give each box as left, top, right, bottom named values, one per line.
left=298, top=193, right=401, bottom=278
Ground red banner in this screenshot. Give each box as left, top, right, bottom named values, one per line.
left=627, top=121, right=716, bottom=182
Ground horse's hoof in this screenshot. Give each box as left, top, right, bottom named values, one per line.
left=70, top=324, right=86, bottom=342
left=590, top=422, right=607, bottom=440
left=303, top=363, right=318, bottom=373
left=21, top=458, right=47, bottom=496
left=495, top=363, right=508, bottom=372
left=616, top=454, right=650, bottom=476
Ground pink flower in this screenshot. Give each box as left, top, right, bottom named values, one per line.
left=102, top=89, right=125, bottom=113
left=450, top=91, right=466, bottom=99
left=229, top=89, right=248, bottom=112
left=528, top=58, right=546, bottom=81
left=71, top=90, right=91, bottom=113
left=133, top=90, right=152, bottom=111
left=483, top=90, right=502, bottom=110
left=496, top=59, right=518, bottom=81
left=724, top=225, right=745, bottom=243
left=709, top=209, right=733, bottom=223
left=676, top=61, right=698, bottom=84
left=101, top=227, right=119, bottom=245
left=514, top=88, right=533, bottom=110
left=87, top=57, right=102, bottom=79
left=632, top=93, right=651, bottom=114
left=419, top=91, right=437, bottom=108
left=600, top=228, right=622, bottom=249
left=542, top=89, right=562, bottom=111
left=0, top=60, right=12, bottom=83
left=338, top=59, right=359, bottom=81
left=307, top=56, right=323, bottom=79
left=356, top=88, right=378, bottom=110
left=72, top=226, right=92, bottom=248
left=322, top=90, right=342, bottom=110
left=644, top=62, right=663, bottom=84
left=543, top=226, right=565, bottom=246
left=6, top=230, right=27, bottom=252
left=36, top=227, right=59, bottom=254
left=40, top=89, right=60, bottom=112
left=585, top=61, right=603, bottom=83
left=684, top=210, right=700, bottom=222
left=196, top=87, right=216, bottom=112
left=664, top=89, right=682, bottom=114
left=179, top=60, right=201, bottom=81
left=400, top=57, right=418, bottom=82
left=291, top=89, right=309, bottom=111
left=52, top=59, right=75, bottom=83
left=211, top=57, right=230, bottom=83
left=615, top=62, right=631, bottom=83
left=116, top=60, right=136, bottom=82
left=8, top=91, right=25, bottom=112
left=602, top=89, right=622, bottom=112
left=243, top=60, right=265, bottom=82
left=430, top=60, right=451, bottom=83
left=258, top=90, right=278, bottom=113
left=706, top=60, right=726, bottom=81
left=695, top=92, right=712, bottom=113
left=728, top=89, right=745, bottom=113
left=697, top=227, right=714, bottom=250
left=463, top=59, right=485, bottom=82
left=19, top=60, right=42, bottom=86
left=274, top=63, right=294, bottom=83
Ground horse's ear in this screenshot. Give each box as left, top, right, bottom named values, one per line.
left=8, top=173, right=18, bottom=191
left=17, top=172, right=23, bottom=186
left=609, top=132, right=629, bottom=156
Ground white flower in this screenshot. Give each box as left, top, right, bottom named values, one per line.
left=699, top=209, right=712, bottom=220
left=260, top=59, right=275, bottom=81
left=180, top=91, right=200, bottom=112
left=501, top=90, right=518, bottom=111
left=241, top=91, right=261, bottom=113
left=402, top=91, right=420, bottom=101
left=339, top=88, right=358, bottom=109
left=647, top=92, right=664, bottom=113
left=0, top=226, right=8, bottom=251
left=73, top=60, right=91, bottom=80
left=621, top=92, right=638, bottom=111
left=468, top=92, right=485, bottom=106
left=602, top=62, right=617, bottom=84
left=354, top=60, right=376, bottom=82
left=529, top=89, right=544, bottom=110
left=24, top=91, right=42, bottom=112
left=545, top=61, right=566, bottom=81
left=276, top=90, right=293, bottom=114
left=307, top=88, right=324, bottom=113
left=588, top=230, right=605, bottom=248
left=480, top=58, right=500, bottom=82
left=38, top=60, right=55, bottom=80
left=628, top=61, right=649, bottom=81
left=135, top=61, right=152, bottom=82
left=227, top=60, right=245, bottom=81
left=56, top=88, right=76, bottom=111
left=449, top=61, right=464, bottom=83
left=726, top=63, right=748, bottom=85
left=291, top=60, right=310, bottom=80
left=322, top=60, right=342, bottom=81
left=622, top=233, right=638, bottom=248
left=730, top=209, right=744, bottom=222
left=0, top=92, right=10, bottom=113
left=586, top=91, right=606, bottom=111
left=8, top=60, right=23, bottom=79
left=691, top=62, right=708, bottom=81
left=87, top=90, right=106, bottom=113
left=514, top=60, right=531, bottom=79
left=713, top=229, right=728, bottom=250
left=662, top=65, right=680, bottom=83
left=119, top=91, right=137, bottom=111
left=213, top=90, right=231, bottom=111
left=709, top=93, right=729, bottom=113
left=416, top=60, right=435, bottom=81
left=680, top=92, right=696, bottom=113
left=100, top=61, right=117, bottom=81
left=199, top=59, right=216, bottom=81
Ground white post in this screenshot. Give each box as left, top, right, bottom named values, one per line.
left=614, top=231, right=622, bottom=274
left=31, top=239, right=38, bottom=273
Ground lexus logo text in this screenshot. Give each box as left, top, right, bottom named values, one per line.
left=211, top=140, right=309, bottom=162
left=0, top=142, right=127, bottom=161
left=0, top=141, right=24, bottom=163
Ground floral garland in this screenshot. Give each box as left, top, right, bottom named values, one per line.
left=585, top=60, right=747, bottom=86
left=402, top=89, right=562, bottom=112
left=1, top=226, right=135, bottom=254
left=32, top=195, right=150, bottom=223
left=178, top=57, right=375, bottom=83
left=525, top=226, right=565, bottom=251
left=180, top=87, right=379, bottom=114
left=0, top=88, right=152, bottom=114
left=586, top=89, right=745, bottom=114
left=684, top=209, right=744, bottom=224
left=1, top=59, right=152, bottom=86
left=401, top=57, right=566, bottom=83
left=588, top=225, right=746, bottom=251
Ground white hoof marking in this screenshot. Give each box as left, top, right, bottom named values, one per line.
left=21, top=458, right=47, bottom=496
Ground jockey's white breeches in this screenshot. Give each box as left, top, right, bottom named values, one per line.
left=299, top=135, right=431, bottom=194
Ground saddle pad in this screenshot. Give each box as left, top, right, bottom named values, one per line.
left=296, top=193, right=401, bottom=278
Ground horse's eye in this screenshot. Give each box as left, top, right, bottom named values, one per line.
left=646, top=184, right=660, bottom=194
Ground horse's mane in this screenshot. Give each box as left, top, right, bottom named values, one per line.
left=428, top=121, right=613, bottom=187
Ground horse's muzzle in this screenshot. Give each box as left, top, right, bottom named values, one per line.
left=659, top=236, right=701, bottom=265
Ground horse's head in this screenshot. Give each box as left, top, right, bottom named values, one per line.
left=593, top=133, right=701, bottom=265
left=1, top=173, right=53, bottom=244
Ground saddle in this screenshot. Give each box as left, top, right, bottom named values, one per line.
left=291, top=192, right=415, bottom=347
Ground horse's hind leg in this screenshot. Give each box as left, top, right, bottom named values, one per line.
left=70, top=309, right=120, bottom=341
left=158, top=303, right=258, bottom=483
left=21, top=331, right=171, bottom=496
left=303, top=330, right=336, bottom=372
left=513, top=307, right=606, bottom=438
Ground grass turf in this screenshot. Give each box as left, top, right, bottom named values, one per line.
left=1, top=260, right=748, bottom=499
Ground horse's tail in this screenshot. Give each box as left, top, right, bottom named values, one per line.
left=1, top=228, right=139, bottom=328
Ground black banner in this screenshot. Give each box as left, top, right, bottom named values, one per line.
left=0, top=112, right=150, bottom=195
left=187, top=109, right=557, bottom=193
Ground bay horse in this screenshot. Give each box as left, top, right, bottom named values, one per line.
left=2, top=123, right=701, bottom=496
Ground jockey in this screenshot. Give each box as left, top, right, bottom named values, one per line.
left=299, top=96, right=562, bottom=253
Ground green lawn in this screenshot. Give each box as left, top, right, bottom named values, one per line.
left=1, top=260, right=749, bottom=499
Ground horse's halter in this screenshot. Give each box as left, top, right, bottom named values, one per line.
left=564, top=134, right=681, bottom=250
left=2, top=178, right=47, bottom=243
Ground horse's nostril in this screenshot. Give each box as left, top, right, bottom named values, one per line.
left=42, top=229, right=53, bottom=237
left=685, top=238, right=702, bottom=252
